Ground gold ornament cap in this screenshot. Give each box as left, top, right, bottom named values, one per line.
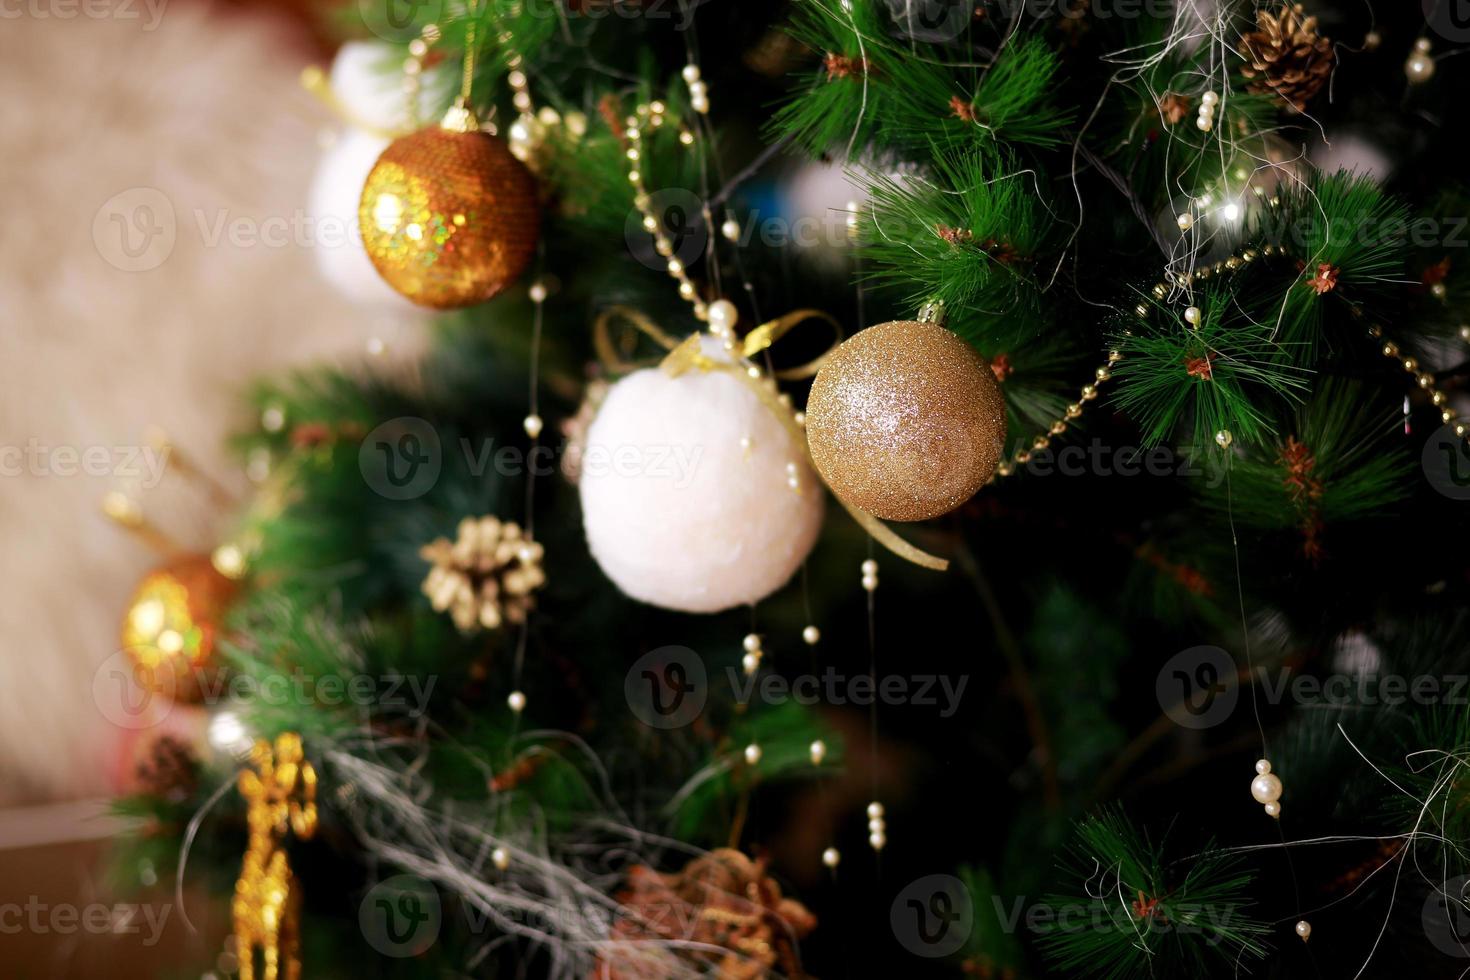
left=806, top=319, right=1007, bottom=522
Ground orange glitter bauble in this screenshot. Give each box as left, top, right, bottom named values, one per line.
left=359, top=125, right=539, bottom=309
left=120, top=554, right=239, bottom=702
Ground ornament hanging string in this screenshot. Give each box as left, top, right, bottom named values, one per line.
left=591, top=306, right=949, bottom=571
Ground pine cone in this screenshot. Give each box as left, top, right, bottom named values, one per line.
left=595, top=849, right=816, bottom=980
left=1239, top=3, right=1334, bottom=112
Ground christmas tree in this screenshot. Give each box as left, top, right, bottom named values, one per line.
left=106, top=1, right=1470, bottom=977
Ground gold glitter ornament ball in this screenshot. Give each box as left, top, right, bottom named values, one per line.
left=120, top=554, right=239, bottom=702
left=806, top=320, right=1007, bottom=521
left=359, top=125, right=539, bottom=309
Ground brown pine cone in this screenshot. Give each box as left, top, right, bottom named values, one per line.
left=1239, top=3, right=1335, bottom=112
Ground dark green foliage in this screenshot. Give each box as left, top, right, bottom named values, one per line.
left=1039, top=809, right=1269, bottom=979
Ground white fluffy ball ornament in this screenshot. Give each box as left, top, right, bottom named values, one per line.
left=328, top=40, right=453, bottom=135
left=307, top=128, right=409, bottom=308
left=579, top=340, right=824, bottom=613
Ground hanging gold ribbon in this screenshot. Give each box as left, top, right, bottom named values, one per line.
left=590, top=306, right=949, bottom=572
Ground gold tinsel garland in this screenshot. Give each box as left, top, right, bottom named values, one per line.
left=234, top=733, right=317, bottom=980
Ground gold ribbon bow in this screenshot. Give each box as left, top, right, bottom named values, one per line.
left=591, top=306, right=949, bottom=571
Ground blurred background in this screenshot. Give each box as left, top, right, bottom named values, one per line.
left=0, top=2, right=424, bottom=972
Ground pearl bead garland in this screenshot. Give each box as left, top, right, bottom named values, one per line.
left=1406, top=38, right=1436, bottom=83
left=861, top=559, right=878, bottom=592
left=507, top=690, right=527, bottom=713
left=741, top=633, right=764, bottom=676
left=822, top=846, right=841, bottom=868
left=1196, top=90, right=1218, bottom=132
left=1250, top=758, right=1282, bottom=818
left=1295, top=919, right=1311, bottom=941
left=866, top=800, right=887, bottom=851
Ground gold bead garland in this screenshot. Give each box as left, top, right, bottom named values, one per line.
left=996, top=244, right=1316, bottom=480
left=1363, top=320, right=1467, bottom=439
left=622, top=100, right=710, bottom=322
left=402, top=23, right=444, bottom=131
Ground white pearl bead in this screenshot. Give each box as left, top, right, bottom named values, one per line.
left=1254, top=758, right=1271, bottom=775
left=810, top=740, right=827, bottom=765
left=866, top=801, right=885, bottom=819
left=802, top=625, right=821, bottom=645
left=1196, top=116, right=1213, bottom=132
left=868, top=831, right=886, bottom=851
left=741, top=652, right=759, bottom=675
left=681, top=64, right=701, bottom=84
left=1250, top=773, right=1282, bottom=804
left=822, top=846, right=841, bottom=868
left=507, top=690, right=527, bottom=713
left=491, top=846, right=510, bottom=871
left=523, top=414, right=544, bottom=439
left=1176, top=213, right=1193, bottom=231
left=742, top=633, right=761, bottom=652
left=868, top=817, right=885, bottom=833
left=1295, top=919, right=1311, bottom=940
left=1264, top=800, right=1281, bottom=818
left=1459, top=325, right=1470, bottom=343
left=1200, top=91, right=1219, bottom=107
left=1184, top=306, right=1201, bottom=326
left=528, top=282, right=548, bottom=304
left=707, top=299, right=738, bottom=333
left=744, top=743, right=762, bottom=765
left=720, top=218, right=740, bottom=241
left=1416, top=38, right=1433, bottom=52
left=1407, top=53, right=1436, bottom=82
left=861, top=559, right=878, bottom=575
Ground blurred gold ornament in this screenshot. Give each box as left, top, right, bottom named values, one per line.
left=1239, top=3, right=1334, bottom=112
left=420, top=515, right=546, bottom=632
left=121, top=554, right=238, bottom=702
left=234, top=733, right=317, bottom=980
left=359, top=117, right=539, bottom=309
left=805, top=319, right=1007, bottom=522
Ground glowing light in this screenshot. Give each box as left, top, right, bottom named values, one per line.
left=372, top=193, right=404, bottom=233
